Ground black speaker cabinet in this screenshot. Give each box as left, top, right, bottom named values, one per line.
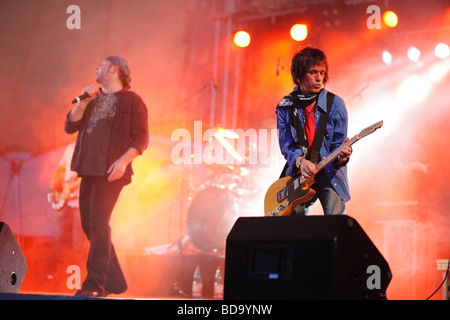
left=224, top=215, right=392, bottom=300
left=0, top=222, right=27, bottom=293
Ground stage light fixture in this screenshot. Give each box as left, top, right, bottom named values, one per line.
left=214, top=128, right=243, bottom=162
left=435, top=43, right=450, bottom=59
left=407, top=46, right=420, bottom=62
left=234, top=31, right=251, bottom=48
left=382, top=50, right=393, bottom=65
left=383, top=11, right=398, bottom=28
left=290, top=24, right=308, bottom=41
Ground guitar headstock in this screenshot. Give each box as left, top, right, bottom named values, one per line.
left=358, top=120, right=383, bottom=139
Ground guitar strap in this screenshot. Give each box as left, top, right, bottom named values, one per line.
left=278, top=91, right=335, bottom=178
left=309, top=92, right=334, bottom=164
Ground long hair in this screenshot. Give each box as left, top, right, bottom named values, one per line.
left=291, top=46, right=329, bottom=86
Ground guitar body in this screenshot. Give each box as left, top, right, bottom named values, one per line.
left=47, top=178, right=80, bottom=211
left=264, top=175, right=316, bottom=216
left=47, top=190, right=67, bottom=211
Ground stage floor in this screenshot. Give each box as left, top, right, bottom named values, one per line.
left=1, top=290, right=202, bottom=300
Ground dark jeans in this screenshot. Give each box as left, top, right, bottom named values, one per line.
left=78, top=175, right=128, bottom=295
left=294, top=171, right=345, bottom=216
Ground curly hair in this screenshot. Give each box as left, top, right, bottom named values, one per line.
left=291, top=46, right=329, bottom=86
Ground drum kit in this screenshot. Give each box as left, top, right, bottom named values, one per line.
left=182, top=127, right=277, bottom=254
left=186, top=162, right=261, bottom=253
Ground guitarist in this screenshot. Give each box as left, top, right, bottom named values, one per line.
left=49, top=142, right=83, bottom=250
left=276, top=46, right=352, bottom=216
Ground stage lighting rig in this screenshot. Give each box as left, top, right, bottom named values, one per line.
left=290, top=24, right=308, bottom=41
left=234, top=31, right=251, bottom=48
left=383, top=11, right=398, bottom=28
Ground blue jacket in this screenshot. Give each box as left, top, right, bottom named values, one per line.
left=276, top=87, right=351, bottom=202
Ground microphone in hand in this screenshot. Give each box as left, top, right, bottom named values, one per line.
left=71, top=87, right=101, bottom=104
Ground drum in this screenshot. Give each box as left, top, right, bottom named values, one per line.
left=187, top=187, right=239, bottom=252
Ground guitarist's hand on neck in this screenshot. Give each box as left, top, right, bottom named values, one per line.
left=337, top=137, right=352, bottom=165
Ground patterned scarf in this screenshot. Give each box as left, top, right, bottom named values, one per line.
left=290, top=86, right=323, bottom=109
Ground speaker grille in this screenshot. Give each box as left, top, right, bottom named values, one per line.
left=0, top=223, right=27, bottom=293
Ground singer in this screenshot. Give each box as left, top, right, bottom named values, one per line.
left=64, top=56, right=149, bottom=297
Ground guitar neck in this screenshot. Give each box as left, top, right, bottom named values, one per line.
left=315, top=134, right=359, bottom=172
left=301, top=120, right=382, bottom=178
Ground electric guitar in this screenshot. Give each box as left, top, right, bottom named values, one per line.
left=264, top=120, right=383, bottom=217
left=47, top=177, right=80, bottom=211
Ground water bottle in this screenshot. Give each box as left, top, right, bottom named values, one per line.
left=213, top=265, right=224, bottom=299
left=192, top=265, right=203, bottom=299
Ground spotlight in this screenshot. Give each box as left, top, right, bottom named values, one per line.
left=383, top=11, right=398, bottom=28
left=234, top=31, right=251, bottom=48
left=407, top=46, right=420, bottom=62
left=382, top=50, right=393, bottom=65
left=290, top=24, right=308, bottom=41
left=435, top=43, right=450, bottom=59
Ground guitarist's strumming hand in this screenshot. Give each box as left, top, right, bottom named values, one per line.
left=296, top=156, right=317, bottom=179
left=296, top=137, right=352, bottom=179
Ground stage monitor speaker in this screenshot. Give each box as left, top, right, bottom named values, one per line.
left=0, top=222, right=27, bottom=293
left=224, top=215, right=392, bottom=300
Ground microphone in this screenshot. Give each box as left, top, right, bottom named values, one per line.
left=71, top=88, right=101, bottom=104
